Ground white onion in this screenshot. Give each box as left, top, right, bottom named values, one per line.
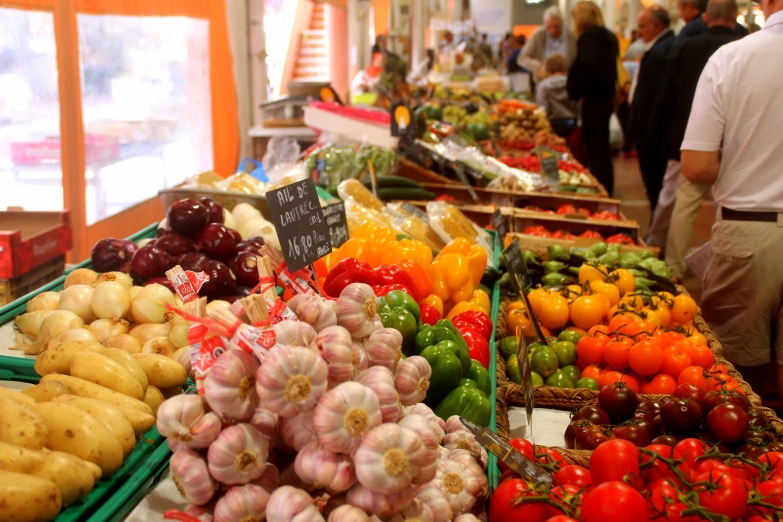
left=223, top=209, right=236, bottom=230
left=102, top=333, right=142, bottom=354
left=239, top=218, right=266, bottom=240
left=129, top=286, right=143, bottom=301
left=64, top=268, right=98, bottom=288
left=15, top=310, right=55, bottom=338
left=51, top=328, right=97, bottom=348
left=206, top=300, right=231, bottom=316
left=26, top=292, right=60, bottom=312
left=169, top=317, right=190, bottom=348
left=129, top=323, right=171, bottom=346
left=131, top=284, right=176, bottom=324
left=91, top=281, right=131, bottom=320
left=33, top=310, right=84, bottom=353
left=142, top=336, right=176, bottom=356
left=94, top=272, right=133, bottom=289
left=136, top=238, right=154, bottom=248
left=58, top=284, right=97, bottom=323
left=89, top=318, right=130, bottom=341
left=231, top=203, right=262, bottom=229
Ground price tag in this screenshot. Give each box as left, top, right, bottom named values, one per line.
left=453, top=163, right=481, bottom=203
left=492, top=209, right=507, bottom=243
left=267, top=178, right=332, bottom=273
left=503, top=238, right=547, bottom=343
left=516, top=327, right=535, bottom=439
left=322, top=202, right=349, bottom=248
left=402, top=202, right=430, bottom=223
left=537, top=146, right=560, bottom=183
left=391, top=102, right=412, bottom=138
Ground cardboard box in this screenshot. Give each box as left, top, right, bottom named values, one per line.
left=0, top=210, right=72, bottom=279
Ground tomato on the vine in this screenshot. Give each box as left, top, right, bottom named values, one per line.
left=677, top=365, right=708, bottom=389
left=489, top=478, right=552, bottom=522
left=537, top=447, right=566, bottom=469
left=673, top=438, right=706, bottom=471
left=649, top=482, right=699, bottom=522
left=694, top=469, right=748, bottom=521
left=628, top=340, right=664, bottom=376
left=745, top=480, right=783, bottom=517
left=641, top=444, right=678, bottom=483
left=499, top=438, right=535, bottom=472
left=553, top=465, right=593, bottom=488
left=580, top=481, right=649, bottom=522
left=577, top=335, right=607, bottom=365
left=590, top=438, right=640, bottom=485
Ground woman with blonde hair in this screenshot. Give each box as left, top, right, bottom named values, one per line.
left=567, top=0, right=618, bottom=194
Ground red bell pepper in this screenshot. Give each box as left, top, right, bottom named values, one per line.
left=374, top=264, right=420, bottom=301
left=393, top=259, right=431, bottom=301
left=373, top=283, right=414, bottom=297
left=420, top=304, right=441, bottom=326
left=452, top=310, right=492, bottom=341
left=323, top=258, right=377, bottom=298
left=455, top=323, right=490, bottom=369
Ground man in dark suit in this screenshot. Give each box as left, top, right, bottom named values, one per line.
left=628, top=6, right=675, bottom=214
left=676, top=0, right=748, bottom=42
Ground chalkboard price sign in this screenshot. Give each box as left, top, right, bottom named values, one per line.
left=492, top=209, right=507, bottom=243
left=267, top=178, right=332, bottom=273
left=322, top=202, right=349, bottom=248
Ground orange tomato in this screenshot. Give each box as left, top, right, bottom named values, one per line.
left=718, top=377, right=745, bottom=395
left=683, top=343, right=714, bottom=369
left=565, top=284, right=583, bottom=298
left=678, top=366, right=708, bottom=389
left=603, top=339, right=633, bottom=371
left=608, top=269, right=635, bottom=295
left=577, top=335, right=607, bottom=365
left=582, top=364, right=603, bottom=381
left=588, top=324, right=609, bottom=336
left=628, top=341, right=664, bottom=376
left=569, top=295, right=605, bottom=330
left=579, top=263, right=607, bottom=285
left=521, top=323, right=552, bottom=339
left=506, top=308, right=531, bottom=333
left=689, top=331, right=707, bottom=345
left=620, top=374, right=641, bottom=394
left=671, top=294, right=698, bottom=325
left=506, top=301, right=526, bottom=314
left=617, top=293, right=645, bottom=312
left=539, top=294, right=570, bottom=330
left=608, top=314, right=637, bottom=334
left=661, top=346, right=693, bottom=378
left=528, top=288, right=551, bottom=316
left=641, top=374, right=677, bottom=395
left=598, top=370, right=624, bottom=389
left=591, top=292, right=612, bottom=318
left=656, top=330, right=685, bottom=350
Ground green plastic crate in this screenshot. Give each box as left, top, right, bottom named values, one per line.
left=486, top=228, right=501, bottom=492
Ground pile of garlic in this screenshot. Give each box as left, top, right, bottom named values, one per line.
left=155, top=283, right=489, bottom=522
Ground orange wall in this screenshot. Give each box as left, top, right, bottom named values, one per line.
left=374, top=0, right=390, bottom=36
left=326, top=5, right=349, bottom=100
left=279, top=0, right=313, bottom=95
left=513, top=25, right=539, bottom=38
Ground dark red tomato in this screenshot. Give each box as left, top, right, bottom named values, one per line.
left=581, top=481, right=649, bottom=522
left=673, top=438, right=706, bottom=471
left=672, top=383, right=707, bottom=410
left=575, top=425, right=613, bottom=451
left=499, top=438, right=535, bottom=472
left=612, top=423, right=652, bottom=447
left=695, top=469, right=748, bottom=521
left=747, top=408, right=769, bottom=429
left=703, top=389, right=749, bottom=415
left=565, top=419, right=593, bottom=449
left=573, top=405, right=611, bottom=425
left=650, top=482, right=699, bottom=522
left=642, top=444, right=677, bottom=483
left=637, top=399, right=662, bottom=418
left=706, top=404, right=749, bottom=445
left=489, top=478, right=552, bottom=522
left=651, top=434, right=678, bottom=447
left=660, top=398, right=703, bottom=435
left=590, top=439, right=641, bottom=485
left=537, top=447, right=566, bottom=469
left=598, top=382, right=640, bottom=422
left=553, top=465, right=593, bottom=488
left=745, top=480, right=783, bottom=517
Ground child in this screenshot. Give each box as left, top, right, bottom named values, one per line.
left=535, top=54, right=579, bottom=138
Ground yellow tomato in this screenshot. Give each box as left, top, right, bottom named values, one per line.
left=528, top=288, right=551, bottom=316
left=506, top=301, right=526, bottom=314
left=653, top=305, right=672, bottom=328
left=565, top=284, right=583, bottom=298
left=608, top=269, right=635, bottom=295
left=640, top=308, right=662, bottom=329
left=589, top=280, right=620, bottom=307
left=507, top=309, right=531, bottom=333
left=689, top=330, right=708, bottom=345
left=569, top=295, right=605, bottom=330
left=671, top=294, right=698, bottom=325
left=657, top=292, right=676, bottom=310
left=578, top=263, right=607, bottom=285
left=618, top=294, right=645, bottom=312
left=539, top=294, right=570, bottom=330
left=591, top=292, right=611, bottom=317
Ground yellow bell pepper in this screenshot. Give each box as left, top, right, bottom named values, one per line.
left=435, top=238, right=487, bottom=287
left=421, top=294, right=444, bottom=316
left=398, top=238, right=433, bottom=269
left=470, top=288, right=491, bottom=314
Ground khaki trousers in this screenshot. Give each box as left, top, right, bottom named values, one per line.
left=665, top=175, right=711, bottom=280
left=701, top=218, right=783, bottom=367
left=647, top=160, right=682, bottom=249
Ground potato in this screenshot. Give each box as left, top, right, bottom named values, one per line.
left=101, top=347, right=148, bottom=392
left=22, top=381, right=69, bottom=403
left=0, top=387, right=35, bottom=406
left=0, top=441, right=95, bottom=506
left=32, top=402, right=123, bottom=475
left=39, top=374, right=152, bottom=415
left=33, top=340, right=104, bottom=376
left=0, top=399, right=49, bottom=450
left=52, top=395, right=136, bottom=458
left=80, top=460, right=102, bottom=481
left=142, top=385, right=165, bottom=416
left=70, top=352, right=144, bottom=400
left=0, top=470, right=62, bottom=522
left=115, top=404, right=156, bottom=437
left=132, top=353, right=187, bottom=389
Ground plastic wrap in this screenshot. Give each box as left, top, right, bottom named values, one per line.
left=337, top=179, right=384, bottom=211
left=304, top=143, right=360, bottom=191
left=426, top=201, right=494, bottom=263
left=344, top=198, right=394, bottom=232
left=262, top=136, right=306, bottom=190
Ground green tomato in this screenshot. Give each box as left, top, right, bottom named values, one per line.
left=527, top=342, right=548, bottom=358
left=561, top=365, right=582, bottom=384
left=531, top=372, right=544, bottom=386
left=558, top=329, right=583, bottom=345
left=576, top=377, right=599, bottom=390
left=506, top=355, right=522, bottom=385
left=545, top=370, right=574, bottom=388
left=530, top=348, right=559, bottom=379
left=551, top=341, right=577, bottom=367
left=498, top=336, right=518, bottom=360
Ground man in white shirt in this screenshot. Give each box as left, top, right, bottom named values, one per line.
left=681, top=0, right=783, bottom=400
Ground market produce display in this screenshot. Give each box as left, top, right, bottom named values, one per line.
left=521, top=204, right=621, bottom=221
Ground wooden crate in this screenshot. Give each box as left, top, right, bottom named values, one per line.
left=505, top=231, right=656, bottom=254
left=0, top=256, right=65, bottom=306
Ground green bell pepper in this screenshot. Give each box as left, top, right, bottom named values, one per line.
left=434, top=384, right=492, bottom=427
left=379, top=307, right=417, bottom=355
left=459, top=378, right=477, bottom=389
left=383, top=290, right=420, bottom=322
left=420, top=340, right=465, bottom=405
left=467, top=359, right=491, bottom=397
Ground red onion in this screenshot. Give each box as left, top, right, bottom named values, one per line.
left=91, top=238, right=134, bottom=273
left=167, top=199, right=209, bottom=238
left=131, top=245, right=174, bottom=281
left=198, top=197, right=225, bottom=224
left=155, top=233, right=196, bottom=259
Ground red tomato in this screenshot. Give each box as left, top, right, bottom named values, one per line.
left=590, top=439, right=641, bottom=485
left=537, top=447, right=566, bottom=469
left=553, top=465, right=593, bottom=488
left=650, top=482, right=699, bottom=522
left=577, top=335, right=608, bottom=365
left=581, top=481, right=650, bottom=522
left=499, top=438, right=535, bottom=472
left=642, top=444, right=678, bottom=483
left=549, top=484, right=581, bottom=514
left=745, top=480, right=783, bottom=517
left=546, top=517, right=579, bottom=522
left=489, top=478, right=553, bottom=522
left=557, top=204, right=577, bottom=214
left=694, top=469, right=748, bottom=521
left=673, top=438, right=706, bottom=471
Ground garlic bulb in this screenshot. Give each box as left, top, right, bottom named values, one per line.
left=354, top=424, right=434, bottom=494
left=169, top=316, right=190, bottom=348
left=170, top=449, right=216, bottom=505
left=315, top=326, right=355, bottom=387
left=26, top=291, right=61, bottom=312
left=453, top=515, right=481, bottom=522
left=102, top=333, right=141, bottom=354
left=352, top=343, right=370, bottom=372
left=59, top=284, right=97, bottom=323
left=313, top=382, right=382, bottom=454
left=32, top=310, right=84, bottom=353
left=256, top=345, right=328, bottom=417
left=442, top=430, right=481, bottom=460
left=335, top=284, right=380, bottom=339
left=14, top=310, right=54, bottom=338
left=172, top=347, right=193, bottom=379
left=394, top=356, right=432, bottom=406
left=141, top=335, right=176, bottom=356
left=91, top=281, right=131, bottom=320
left=346, top=483, right=416, bottom=519
left=204, top=350, right=259, bottom=423
left=184, top=504, right=214, bottom=522
left=295, top=440, right=357, bottom=493
left=397, top=415, right=439, bottom=451
left=131, top=284, right=177, bottom=324
left=443, top=416, right=466, bottom=434
left=364, top=328, right=403, bottom=371
left=278, top=409, right=317, bottom=451
left=253, top=463, right=280, bottom=493
left=249, top=407, right=278, bottom=444
left=431, top=454, right=487, bottom=516
left=156, top=395, right=221, bottom=451
left=273, top=321, right=318, bottom=351
left=94, top=271, right=133, bottom=288
left=358, top=368, right=401, bottom=423
left=90, top=318, right=130, bottom=342
left=128, top=322, right=170, bottom=346
left=288, top=294, right=338, bottom=332
left=415, top=484, right=452, bottom=522
left=279, top=461, right=312, bottom=490
left=207, top=424, right=269, bottom=485
left=266, top=486, right=325, bottom=522
left=328, top=505, right=371, bottom=522
left=214, top=483, right=269, bottom=522
left=404, top=404, right=446, bottom=435
left=64, top=268, right=98, bottom=288
left=388, top=499, right=435, bottom=522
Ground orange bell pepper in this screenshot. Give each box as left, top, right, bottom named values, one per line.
left=446, top=300, right=484, bottom=320
left=420, top=294, right=444, bottom=316
left=435, top=238, right=487, bottom=286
